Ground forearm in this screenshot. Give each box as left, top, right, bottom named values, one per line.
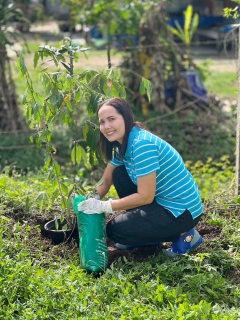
left=111, top=193, right=152, bottom=211
left=96, top=180, right=111, bottom=199
left=96, top=163, right=115, bottom=199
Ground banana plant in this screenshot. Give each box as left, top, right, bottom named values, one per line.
left=168, top=5, right=199, bottom=57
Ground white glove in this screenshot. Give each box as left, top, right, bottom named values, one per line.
left=78, top=198, right=114, bottom=215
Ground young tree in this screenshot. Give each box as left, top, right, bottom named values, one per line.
left=18, top=37, right=151, bottom=221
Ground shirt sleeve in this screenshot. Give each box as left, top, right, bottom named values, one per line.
left=133, top=140, right=160, bottom=178
left=110, top=154, right=124, bottom=166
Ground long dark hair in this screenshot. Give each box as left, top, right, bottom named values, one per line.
left=97, top=98, right=146, bottom=161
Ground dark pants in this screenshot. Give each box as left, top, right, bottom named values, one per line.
left=106, top=166, right=202, bottom=245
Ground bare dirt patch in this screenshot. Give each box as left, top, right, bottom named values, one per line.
left=6, top=209, right=240, bottom=283
left=8, top=210, right=221, bottom=265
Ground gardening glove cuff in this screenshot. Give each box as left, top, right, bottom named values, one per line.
left=77, top=198, right=114, bottom=215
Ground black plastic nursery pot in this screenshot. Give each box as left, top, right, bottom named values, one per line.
left=44, top=218, right=78, bottom=245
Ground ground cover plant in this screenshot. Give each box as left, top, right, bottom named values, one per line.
left=0, top=159, right=239, bottom=319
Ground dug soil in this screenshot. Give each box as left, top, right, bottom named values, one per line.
left=11, top=210, right=221, bottom=265
left=7, top=209, right=240, bottom=282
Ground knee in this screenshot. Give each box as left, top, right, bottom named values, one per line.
left=106, top=219, right=117, bottom=242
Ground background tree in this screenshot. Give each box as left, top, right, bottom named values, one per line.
left=58, top=0, right=157, bottom=68
left=0, top=0, right=29, bottom=132
left=120, top=2, right=202, bottom=116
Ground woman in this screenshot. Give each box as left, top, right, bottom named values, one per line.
left=78, top=98, right=203, bottom=257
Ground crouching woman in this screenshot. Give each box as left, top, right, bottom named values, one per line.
left=78, top=98, right=203, bottom=257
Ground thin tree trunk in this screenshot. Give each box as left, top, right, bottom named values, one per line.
left=107, top=23, right=111, bottom=69
left=0, top=45, right=27, bottom=132
left=236, top=25, right=240, bottom=195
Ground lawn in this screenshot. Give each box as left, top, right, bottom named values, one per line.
left=204, top=70, right=237, bottom=99
left=0, top=159, right=239, bottom=319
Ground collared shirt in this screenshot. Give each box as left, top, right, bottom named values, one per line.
left=110, top=126, right=203, bottom=218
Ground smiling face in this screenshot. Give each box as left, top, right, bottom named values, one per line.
left=98, top=105, right=125, bottom=144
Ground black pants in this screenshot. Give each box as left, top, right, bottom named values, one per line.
left=106, top=166, right=202, bottom=244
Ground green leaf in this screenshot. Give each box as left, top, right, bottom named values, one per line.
left=35, top=192, right=48, bottom=211
left=87, top=93, right=101, bottom=116
left=54, top=219, right=59, bottom=230
left=81, top=147, right=88, bottom=164
left=184, top=5, right=193, bottom=43
left=17, top=54, right=27, bottom=76
left=0, top=177, right=6, bottom=189
left=234, top=196, right=240, bottom=204
left=66, top=101, right=73, bottom=112
left=36, top=136, right=42, bottom=148
left=43, top=155, right=52, bottom=171
left=67, top=194, right=74, bottom=214
left=142, top=78, right=152, bottom=101
left=52, top=189, right=59, bottom=201
left=79, top=70, right=99, bottom=83
left=108, top=69, right=114, bottom=79
left=71, top=145, right=83, bottom=165
left=52, top=161, right=61, bottom=176
left=168, top=26, right=182, bottom=40
left=174, top=20, right=185, bottom=42
left=111, top=81, right=126, bottom=99
left=75, top=87, right=82, bottom=103
left=190, top=13, right=199, bottom=41
left=61, top=197, right=67, bottom=209
left=60, top=183, right=68, bottom=195
left=22, top=89, right=28, bottom=104
left=34, top=51, right=40, bottom=68
left=49, top=87, right=64, bottom=108
left=61, top=61, right=72, bottom=73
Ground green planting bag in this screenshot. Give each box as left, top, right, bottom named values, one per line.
left=73, top=195, right=108, bottom=273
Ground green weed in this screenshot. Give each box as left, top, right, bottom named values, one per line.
left=186, top=156, right=235, bottom=200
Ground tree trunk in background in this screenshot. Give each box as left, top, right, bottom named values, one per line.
left=0, top=45, right=27, bottom=132
left=236, top=26, right=240, bottom=195
left=138, top=4, right=170, bottom=113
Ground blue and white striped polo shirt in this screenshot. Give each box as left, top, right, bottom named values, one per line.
left=110, top=126, right=203, bottom=219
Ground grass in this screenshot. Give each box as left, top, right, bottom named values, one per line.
left=204, top=70, right=237, bottom=99
left=0, top=163, right=240, bottom=319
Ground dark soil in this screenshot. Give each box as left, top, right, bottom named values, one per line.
left=9, top=210, right=222, bottom=265
left=7, top=209, right=240, bottom=283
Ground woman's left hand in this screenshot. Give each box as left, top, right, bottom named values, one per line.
left=78, top=198, right=113, bottom=215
